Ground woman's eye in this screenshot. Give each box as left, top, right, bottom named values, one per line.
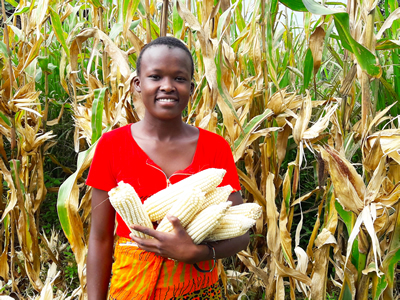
left=149, top=75, right=160, bottom=79
left=176, top=77, right=186, bottom=81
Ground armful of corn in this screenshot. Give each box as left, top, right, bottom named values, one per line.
left=108, top=168, right=262, bottom=242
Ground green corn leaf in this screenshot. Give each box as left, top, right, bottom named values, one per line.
left=302, top=0, right=342, bottom=15
left=325, top=1, right=347, bottom=6
left=91, top=88, right=107, bottom=144
left=379, top=76, right=400, bottom=106
left=88, top=0, right=103, bottom=8
left=217, top=3, right=236, bottom=41
left=13, top=6, right=30, bottom=15
left=333, top=13, right=381, bottom=77
left=233, top=108, right=274, bottom=152
left=303, top=48, right=313, bottom=94
left=382, top=247, right=400, bottom=296
left=138, top=1, right=146, bottom=16
left=57, top=142, right=97, bottom=271
left=57, top=143, right=95, bottom=238
left=295, top=0, right=381, bottom=77
left=9, top=160, right=25, bottom=194
left=372, top=274, right=387, bottom=300
left=0, top=42, right=9, bottom=58
left=0, top=111, right=11, bottom=127
left=234, top=0, right=246, bottom=32
left=173, top=0, right=184, bottom=38
left=49, top=7, right=69, bottom=56
left=279, top=0, right=308, bottom=12
left=5, top=0, right=18, bottom=7
left=376, top=39, right=400, bottom=50
left=110, top=23, right=123, bottom=39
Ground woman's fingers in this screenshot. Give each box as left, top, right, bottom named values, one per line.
left=166, top=215, right=186, bottom=234
left=130, top=224, right=161, bottom=239
left=128, top=217, right=198, bottom=262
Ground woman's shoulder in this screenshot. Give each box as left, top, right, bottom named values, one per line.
left=198, top=128, right=230, bottom=146
left=100, top=124, right=131, bottom=142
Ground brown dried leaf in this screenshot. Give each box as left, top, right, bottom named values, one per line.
left=266, top=173, right=280, bottom=254
left=237, top=253, right=269, bottom=284
left=293, top=92, right=312, bottom=144
left=319, top=146, right=364, bottom=213
left=309, top=26, right=326, bottom=74
left=275, top=260, right=312, bottom=286
left=363, top=134, right=384, bottom=173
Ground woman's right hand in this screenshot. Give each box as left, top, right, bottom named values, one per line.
left=129, top=215, right=210, bottom=264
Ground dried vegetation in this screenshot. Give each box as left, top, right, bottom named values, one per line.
left=1, top=0, right=400, bottom=299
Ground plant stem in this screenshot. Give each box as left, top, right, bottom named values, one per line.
left=145, top=0, right=152, bottom=43
left=161, top=0, right=169, bottom=36
left=1, top=0, right=14, bottom=100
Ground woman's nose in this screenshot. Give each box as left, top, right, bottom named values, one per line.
left=160, top=78, right=175, bottom=92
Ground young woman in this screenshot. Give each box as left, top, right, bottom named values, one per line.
left=86, top=37, right=249, bottom=300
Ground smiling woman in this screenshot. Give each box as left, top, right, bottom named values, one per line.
left=85, top=37, right=249, bottom=300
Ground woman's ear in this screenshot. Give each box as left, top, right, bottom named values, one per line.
left=132, top=76, right=141, bottom=93
left=190, top=82, right=195, bottom=95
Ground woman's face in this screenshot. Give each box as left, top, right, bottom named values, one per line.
left=133, top=45, right=194, bottom=122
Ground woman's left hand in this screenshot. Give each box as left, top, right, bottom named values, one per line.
left=129, top=215, right=207, bottom=264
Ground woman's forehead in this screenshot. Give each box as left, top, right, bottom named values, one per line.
left=140, top=45, right=192, bottom=72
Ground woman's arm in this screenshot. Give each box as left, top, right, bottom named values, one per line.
left=130, top=191, right=250, bottom=264
left=87, top=188, right=116, bottom=300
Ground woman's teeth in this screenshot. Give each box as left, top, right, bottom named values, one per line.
left=157, top=99, right=176, bottom=102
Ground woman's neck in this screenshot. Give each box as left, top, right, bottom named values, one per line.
left=135, top=116, right=190, bottom=142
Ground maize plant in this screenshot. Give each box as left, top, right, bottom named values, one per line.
left=0, top=0, right=400, bottom=298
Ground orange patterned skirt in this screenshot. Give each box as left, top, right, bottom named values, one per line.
left=108, top=237, right=221, bottom=300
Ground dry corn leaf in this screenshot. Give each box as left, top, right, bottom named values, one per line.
left=294, top=246, right=310, bottom=295
left=293, top=91, right=312, bottom=144
left=319, top=146, right=364, bottom=213
left=70, top=28, right=131, bottom=86
left=366, top=130, right=400, bottom=165
left=311, top=244, right=331, bottom=300
left=365, top=157, right=386, bottom=205
left=266, top=173, right=280, bottom=254
left=346, top=205, right=381, bottom=275
left=309, top=26, right=326, bottom=74
left=237, top=253, right=269, bottom=285
left=275, top=260, right=312, bottom=286
left=302, top=103, right=337, bottom=140
left=363, top=134, right=384, bottom=172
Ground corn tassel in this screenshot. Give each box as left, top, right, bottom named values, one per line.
left=143, top=168, right=226, bottom=222
left=108, top=181, right=153, bottom=239
left=186, top=201, right=232, bottom=244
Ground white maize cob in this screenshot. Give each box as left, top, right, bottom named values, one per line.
left=226, top=203, right=262, bottom=220
left=205, top=214, right=255, bottom=242
left=156, top=188, right=205, bottom=233
left=108, top=181, right=153, bottom=239
left=143, top=168, right=226, bottom=222
left=200, top=185, right=233, bottom=211
left=186, top=201, right=232, bottom=244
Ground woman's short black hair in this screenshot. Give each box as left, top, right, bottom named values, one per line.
left=136, top=37, right=194, bottom=79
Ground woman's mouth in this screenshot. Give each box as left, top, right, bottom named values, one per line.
left=156, top=99, right=177, bottom=102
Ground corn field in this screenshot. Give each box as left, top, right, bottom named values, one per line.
left=0, top=0, right=400, bottom=298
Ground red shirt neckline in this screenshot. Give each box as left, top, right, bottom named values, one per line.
left=128, top=124, right=202, bottom=177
